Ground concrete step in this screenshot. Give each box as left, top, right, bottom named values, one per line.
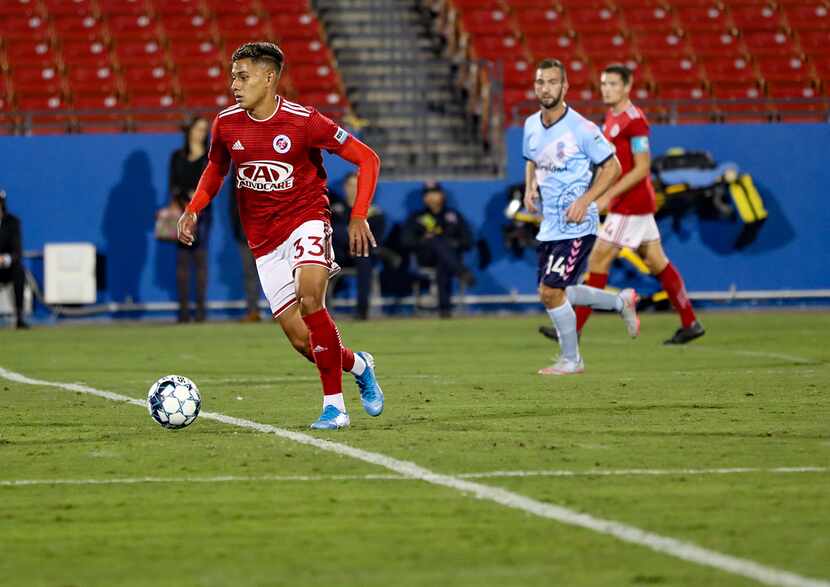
left=329, top=37, right=436, bottom=50
left=339, top=63, right=452, bottom=77
left=348, top=89, right=455, bottom=102
left=371, top=115, right=467, bottom=128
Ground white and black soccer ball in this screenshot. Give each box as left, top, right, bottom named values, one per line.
left=147, top=375, right=201, bottom=430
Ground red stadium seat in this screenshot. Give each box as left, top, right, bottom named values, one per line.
left=525, top=33, right=579, bottom=62
left=563, top=58, right=593, bottom=86
left=580, top=32, right=633, bottom=56
left=17, top=94, right=73, bottom=134
left=66, top=64, right=119, bottom=94
left=509, top=0, right=556, bottom=8
left=687, top=31, right=742, bottom=58
left=782, top=3, right=830, bottom=30
left=271, top=12, right=322, bottom=40
left=177, top=62, right=228, bottom=94
left=0, top=0, right=42, bottom=18
left=98, top=0, right=149, bottom=16
left=567, top=7, right=623, bottom=35
left=180, top=91, right=234, bottom=110
left=260, top=0, right=311, bottom=13
left=449, top=0, right=501, bottom=11
left=113, top=39, right=166, bottom=67
left=0, top=15, right=50, bottom=42
left=148, top=0, right=201, bottom=16
left=798, top=29, right=830, bottom=54
left=503, top=87, right=536, bottom=120
left=10, top=65, right=63, bottom=94
left=280, top=39, right=331, bottom=65
left=623, top=6, right=674, bottom=33
left=515, top=7, right=568, bottom=35
left=741, top=30, right=797, bottom=57
left=159, top=14, right=213, bottom=39
left=61, top=40, right=112, bottom=67
left=659, top=82, right=709, bottom=101
left=503, top=59, right=533, bottom=89
left=461, top=9, right=514, bottom=36
left=43, top=0, right=93, bottom=18
left=647, top=56, right=702, bottom=84
left=676, top=5, right=730, bottom=32
left=757, top=55, right=811, bottom=83
left=730, top=4, right=784, bottom=31
left=296, top=90, right=346, bottom=113
left=701, top=56, right=758, bottom=84
left=169, top=39, right=222, bottom=66
left=289, top=63, right=339, bottom=92
left=560, top=0, right=607, bottom=9
left=710, top=82, right=769, bottom=122
left=74, top=92, right=130, bottom=133
left=635, top=31, right=688, bottom=59
left=129, top=92, right=182, bottom=131
left=4, top=40, right=58, bottom=68
left=53, top=15, right=107, bottom=41
left=204, top=0, right=258, bottom=17
left=767, top=82, right=828, bottom=122
left=216, top=13, right=271, bottom=39
left=471, top=35, right=525, bottom=61
left=122, top=65, right=176, bottom=93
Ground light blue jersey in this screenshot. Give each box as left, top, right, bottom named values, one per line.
left=523, top=106, right=616, bottom=242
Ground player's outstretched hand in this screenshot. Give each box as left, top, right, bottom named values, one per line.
left=565, top=196, right=590, bottom=223
left=348, top=217, right=377, bottom=257
left=177, top=211, right=198, bottom=246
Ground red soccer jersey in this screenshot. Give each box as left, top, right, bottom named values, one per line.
left=602, top=103, right=657, bottom=215
left=208, top=96, right=350, bottom=258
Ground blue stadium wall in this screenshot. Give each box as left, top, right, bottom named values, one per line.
left=0, top=123, right=827, bottom=314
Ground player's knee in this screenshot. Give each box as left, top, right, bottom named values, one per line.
left=297, top=292, right=325, bottom=316
left=539, top=285, right=565, bottom=308
left=644, top=253, right=669, bottom=274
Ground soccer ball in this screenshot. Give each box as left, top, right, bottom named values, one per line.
left=147, top=375, right=201, bottom=429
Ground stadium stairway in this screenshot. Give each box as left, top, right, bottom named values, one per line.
left=313, top=0, right=499, bottom=178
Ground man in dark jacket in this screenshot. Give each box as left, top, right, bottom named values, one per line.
left=0, top=190, right=29, bottom=329
left=331, top=172, right=386, bottom=320
left=401, top=183, right=475, bottom=317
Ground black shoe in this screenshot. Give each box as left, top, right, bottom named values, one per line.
left=538, top=325, right=559, bottom=341
left=458, top=269, right=477, bottom=288
left=663, top=321, right=705, bottom=345
left=15, top=320, right=30, bottom=330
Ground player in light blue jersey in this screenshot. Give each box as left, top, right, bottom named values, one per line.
left=523, top=59, right=640, bottom=375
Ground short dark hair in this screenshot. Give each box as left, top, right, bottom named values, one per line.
left=603, top=63, right=632, bottom=85
left=232, top=42, right=285, bottom=74
left=536, top=58, right=567, bottom=81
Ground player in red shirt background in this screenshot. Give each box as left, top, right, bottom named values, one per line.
left=575, top=64, right=705, bottom=345
left=177, top=42, right=384, bottom=429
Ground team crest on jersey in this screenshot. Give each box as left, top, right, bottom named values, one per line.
left=237, top=160, right=295, bottom=192
left=272, top=134, right=292, bottom=154
left=609, top=123, right=620, bottom=138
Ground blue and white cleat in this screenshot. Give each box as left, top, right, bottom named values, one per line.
left=309, top=405, right=350, bottom=430
left=355, top=351, right=384, bottom=416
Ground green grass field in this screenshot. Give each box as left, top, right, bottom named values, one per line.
left=1, top=311, right=828, bottom=587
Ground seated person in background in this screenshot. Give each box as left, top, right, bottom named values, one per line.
left=331, top=172, right=386, bottom=320
left=0, top=189, right=28, bottom=329
left=401, top=183, right=475, bottom=318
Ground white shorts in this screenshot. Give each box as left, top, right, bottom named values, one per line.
left=598, top=213, right=661, bottom=249
left=255, top=220, right=340, bottom=318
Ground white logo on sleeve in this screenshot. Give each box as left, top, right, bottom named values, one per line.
left=236, top=161, right=295, bottom=191
left=334, top=126, right=349, bottom=144
left=232, top=140, right=245, bottom=151
left=272, top=134, right=292, bottom=154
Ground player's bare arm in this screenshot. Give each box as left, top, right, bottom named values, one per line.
left=596, top=150, right=650, bottom=212
left=566, top=155, right=622, bottom=223
left=524, top=160, right=540, bottom=213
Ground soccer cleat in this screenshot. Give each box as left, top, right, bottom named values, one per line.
left=309, top=405, right=350, bottom=430
left=618, top=288, right=640, bottom=338
left=538, top=356, right=585, bottom=375
left=354, top=351, right=384, bottom=416
left=663, top=321, right=705, bottom=345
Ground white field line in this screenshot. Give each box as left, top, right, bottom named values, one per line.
left=591, top=338, right=820, bottom=365
left=1, top=366, right=827, bottom=587
left=2, top=467, right=828, bottom=487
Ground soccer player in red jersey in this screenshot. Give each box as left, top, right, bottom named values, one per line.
left=574, top=64, right=705, bottom=345
left=177, top=42, right=384, bottom=429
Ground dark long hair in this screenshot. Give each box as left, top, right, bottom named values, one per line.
left=182, top=117, right=209, bottom=157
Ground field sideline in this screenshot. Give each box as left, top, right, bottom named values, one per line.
left=0, top=311, right=828, bottom=586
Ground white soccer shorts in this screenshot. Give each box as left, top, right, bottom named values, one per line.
left=598, top=213, right=661, bottom=249
left=255, top=220, right=340, bottom=318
